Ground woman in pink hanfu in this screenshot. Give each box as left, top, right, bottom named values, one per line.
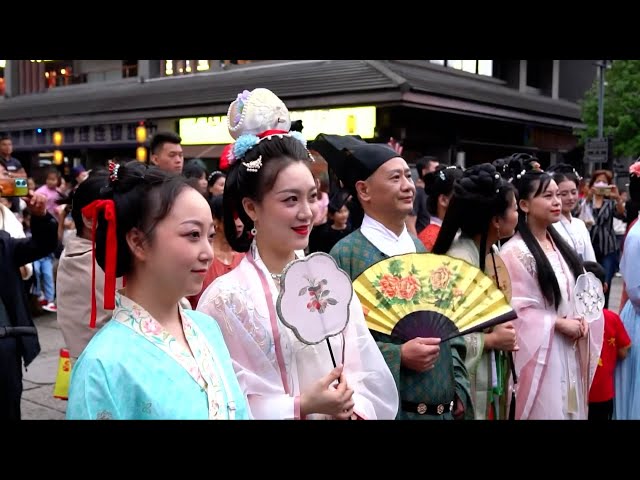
left=501, top=169, right=603, bottom=419
left=197, top=88, right=398, bottom=420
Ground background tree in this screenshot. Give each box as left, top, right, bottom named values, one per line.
left=578, top=60, right=640, bottom=158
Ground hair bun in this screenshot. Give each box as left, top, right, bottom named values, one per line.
left=227, top=88, right=291, bottom=140
left=455, top=163, right=502, bottom=200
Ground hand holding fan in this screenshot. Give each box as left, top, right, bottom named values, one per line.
left=573, top=271, right=604, bottom=407
left=485, top=250, right=518, bottom=420
left=276, top=252, right=353, bottom=368
left=354, top=253, right=517, bottom=342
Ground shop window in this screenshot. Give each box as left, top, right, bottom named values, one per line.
left=94, top=125, right=106, bottom=142
left=110, top=124, right=122, bottom=141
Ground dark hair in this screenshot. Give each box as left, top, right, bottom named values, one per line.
left=548, top=163, right=580, bottom=189
left=415, top=156, right=438, bottom=176
left=46, top=167, right=61, bottom=179
left=328, top=190, right=350, bottom=215
left=183, top=161, right=207, bottom=180
left=70, top=169, right=109, bottom=235
left=583, top=261, right=605, bottom=285
left=589, top=169, right=613, bottom=187
left=223, top=136, right=312, bottom=252
left=209, top=194, right=224, bottom=221
left=432, top=164, right=516, bottom=270
left=627, top=173, right=640, bottom=224
left=512, top=170, right=584, bottom=309
left=150, top=131, right=182, bottom=155
left=95, top=161, right=191, bottom=277
left=492, top=157, right=511, bottom=179
left=208, top=170, right=226, bottom=188
left=493, top=153, right=541, bottom=182
left=424, top=165, right=463, bottom=216
left=290, top=120, right=303, bottom=132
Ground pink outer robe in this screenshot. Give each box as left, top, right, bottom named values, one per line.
left=197, top=243, right=399, bottom=420
left=500, top=234, right=603, bottom=420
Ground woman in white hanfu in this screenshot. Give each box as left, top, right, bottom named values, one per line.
left=501, top=169, right=603, bottom=420
left=549, top=164, right=596, bottom=263
left=197, top=88, right=398, bottom=420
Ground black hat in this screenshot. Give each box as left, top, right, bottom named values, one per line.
left=328, top=189, right=350, bottom=213
left=310, top=134, right=365, bottom=186
left=346, top=143, right=399, bottom=185
left=311, top=134, right=399, bottom=192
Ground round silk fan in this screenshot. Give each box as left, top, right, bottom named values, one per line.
left=574, top=272, right=605, bottom=323
left=276, top=252, right=354, bottom=370
left=276, top=252, right=353, bottom=345
left=353, top=253, right=516, bottom=342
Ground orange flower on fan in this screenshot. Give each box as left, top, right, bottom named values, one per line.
left=453, top=288, right=463, bottom=297
left=379, top=274, right=400, bottom=299
left=430, top=266, right=452, bottom=290
left=398, top=275, right=421, bottom=300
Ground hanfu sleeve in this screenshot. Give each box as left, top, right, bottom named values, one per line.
left=463, top=332, right=485, bottom=373
left=340, top=294, right=399, bottom=419
left=67, top=357, right=121, bottom=420
left=450, top=335, right=474, bottom=419
left=621, top=224, right=640, bottom=307
left=500, top=242, right=556, bottom=420
left=197, top=280, right=300, bottom=420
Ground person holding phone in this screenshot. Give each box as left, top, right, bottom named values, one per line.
left=0, top=190, right=58, bottom=419
left=586, top=170, right=625, bottom=308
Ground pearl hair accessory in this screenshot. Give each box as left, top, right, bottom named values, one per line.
left=227, top=88, right=291, bottom=140
left=225, top=88, right=312, bottom=173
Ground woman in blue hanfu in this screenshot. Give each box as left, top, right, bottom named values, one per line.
left=66, top=160, right=250, bottom=420
left=615, top=161, right=640, bottom=419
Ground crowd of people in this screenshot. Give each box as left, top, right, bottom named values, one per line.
left=1, top=88, right=639, bottom=421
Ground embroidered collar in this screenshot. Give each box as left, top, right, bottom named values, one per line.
left=113, top=292, right=236, bottom=419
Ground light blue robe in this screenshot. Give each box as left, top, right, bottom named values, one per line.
left=67, top=294, right=250, bottom=420
left=615, top=221, right=640, bottom=419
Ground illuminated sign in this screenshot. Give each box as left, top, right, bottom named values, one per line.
left=179, top=116, right=233, bottom=145
left=291, top=106, right=376, bottom=140
left=179, top=106, right=377, bottom=145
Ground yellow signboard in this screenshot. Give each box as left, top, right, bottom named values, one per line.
left=179, top=116, right=233, bottom=146
left=291, top=106, right=376, bottom=141
left=179, top=106, right=376, bottom=145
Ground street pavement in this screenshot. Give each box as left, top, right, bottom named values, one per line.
left=20, top=276, right=626, bottom=420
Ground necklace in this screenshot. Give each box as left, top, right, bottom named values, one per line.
left=270, top=272, right=283, bottom=282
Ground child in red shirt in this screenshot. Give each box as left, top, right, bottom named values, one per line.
left=584, top=261, right=632, bottom=420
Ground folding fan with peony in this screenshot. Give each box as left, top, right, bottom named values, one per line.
left=353, top=252, right=516, bottom=342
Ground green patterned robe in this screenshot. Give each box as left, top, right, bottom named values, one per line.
left=330, top=229, right=474, bottom=420
left=447, top=237, right=511, bottom=420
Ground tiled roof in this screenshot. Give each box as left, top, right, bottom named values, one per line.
left=0, top=60, right=582, bottom=125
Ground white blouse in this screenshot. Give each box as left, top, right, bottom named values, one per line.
left=552, top=215, right=596, bottom=263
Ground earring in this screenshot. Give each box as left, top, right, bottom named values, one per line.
left=497, top=225, right=502, bottom=249
left=251, top=227, right=257, bottom=236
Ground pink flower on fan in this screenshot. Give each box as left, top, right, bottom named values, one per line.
left=397, top=275, right=421, bottom=300
left=379, top=274, right=400, bottom=299
left=629, top=161, right=640, bottom=177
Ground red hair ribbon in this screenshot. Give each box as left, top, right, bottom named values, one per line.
left=81, top=199, right=118, bottom=329
left=220, top=144, right=234, bottom=172
left=257, top=129, right=289, bottom=139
